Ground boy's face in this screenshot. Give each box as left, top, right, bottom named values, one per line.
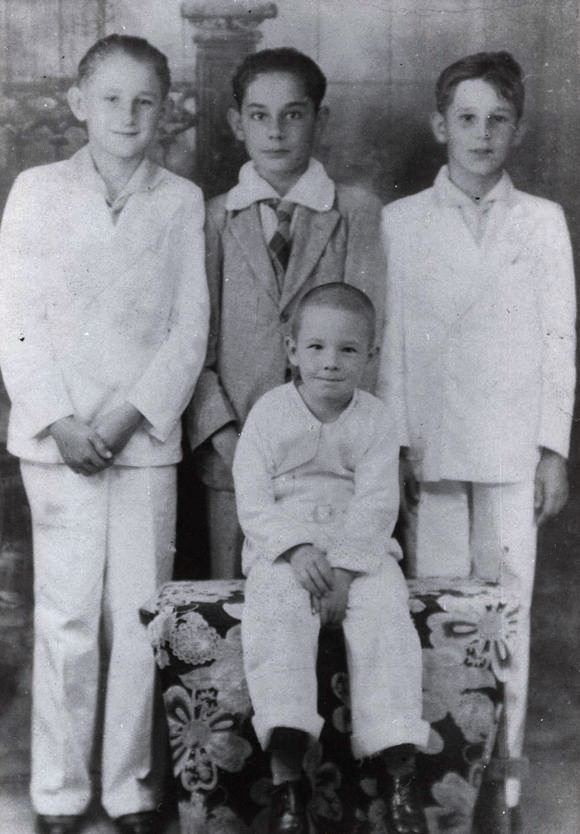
left=431, top=78, right=522, bottom=191
left=68, top=52, right=165, bottom=165
left=228, top=71, right=327, bottom=191
left=286, top=305, right=374, bottom=412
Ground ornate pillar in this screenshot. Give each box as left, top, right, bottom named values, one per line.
left=181, top=0, right=277, bottom=196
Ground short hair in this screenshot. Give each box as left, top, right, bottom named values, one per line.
left=232, top=47, right=327, bottom=110
left=436, top=51, right=524, bottom=120
left=77, top=34, right=171, bottom=98
left=291, top=283, right=376, bottom=344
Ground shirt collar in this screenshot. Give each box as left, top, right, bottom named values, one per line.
left=226, top=158, right=336, bottom=212
left=434, top=164, right=515, bottom=209
left=71, top=144, right=162, bottom=205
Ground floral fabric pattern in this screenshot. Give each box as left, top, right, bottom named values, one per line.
left=141, top=577, right=519, bottom=834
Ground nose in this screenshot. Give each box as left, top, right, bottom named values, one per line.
left=323, top=349, right=339, bottom=370
left=481, top=118, right=492, bottom=139
left=120, top=100, right=137, bottom=124
left=268, top=117, right=285, bottom=139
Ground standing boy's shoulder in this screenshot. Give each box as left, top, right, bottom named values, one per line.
left=381, top=185, right=435, bottom=227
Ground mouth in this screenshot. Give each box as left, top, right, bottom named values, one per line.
left=316, top=377, right=345, bottom=383
left=262, top=149, right=290, bottom=157
left=470, top=148, right=493, bottom=156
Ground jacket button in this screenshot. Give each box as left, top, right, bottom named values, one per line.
left=279, top=312, right=289, bottom=323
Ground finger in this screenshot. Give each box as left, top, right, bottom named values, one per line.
left=298, top=570, right=319, bottom=597
left=89, top=433, right=113, bottom=460
left=534, top=477, right=543, bottom=510
left=310, top=594, right=320, bottom=615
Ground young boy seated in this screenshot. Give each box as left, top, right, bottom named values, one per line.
left=233, top=283, right=429, bottom=834
left=188, top=47, right=386, bottom=579
left=378, top=52, right=576, bottom=825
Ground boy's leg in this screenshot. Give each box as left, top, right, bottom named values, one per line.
left=413, top=481, right=471, bottom=577
left=470, top=481, right=537, bottom=808
left=100, top=465, right=177, bottom=819
left=343, top=557, right=430, bottom=759
left=345, top=559, right=429, bottom=833
left=20, top=462, right=108, bottom=817
left=207, top=487, right=243, bottom=578
left=242, top=558, right=323, bottom=752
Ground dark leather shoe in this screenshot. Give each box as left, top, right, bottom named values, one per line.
left=115, top=811, right=161, bottom=834
left=381, top=770, right=428, bottom=834
left=36, top=816, right=82, bottom=834
left=268, top=780, right=307, bottom=834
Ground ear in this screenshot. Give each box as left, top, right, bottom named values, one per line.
left=227, top=106, right=245, bottom=142
left=314, top=104, right=329, bottom=139
left=511, top=119, right=526, bottom=148
left=367, top=344, right=380, bottom=363
left=430, top=111, right=448, bottom=145
left=67, top=85, right=87, bottom=122
left=285, top=334, right=299, bottom=367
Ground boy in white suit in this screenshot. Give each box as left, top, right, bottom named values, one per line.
left=378, top=52, right=576, bottom=823
left=0, top=35, right=209, bottom=834
left=234, top=284, right=429, bottom=834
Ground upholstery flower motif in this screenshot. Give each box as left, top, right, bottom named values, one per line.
left=164, top=685, right=252, bottom=793
left=179, top=624, right=251, bottom=715
left=304, top=743, right=343, bottom=823
left=146, top=609, right=173, bottom=669
left=425, top=771, right=477, bottom=833
left=155, top=580, right=243, bottom=611
left=422, top=647, right=497, bottom=745
left=427, top=596, right=520, bottom=681
left=169, top=610, right=220, bottom=666
left=356, top=778, right=389, bottom=833
left=330, top=672, right=352, bottom=734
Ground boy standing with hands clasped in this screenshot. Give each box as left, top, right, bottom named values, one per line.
left=188, top=48, right=386, bottom=578
left=234, top=284, right=429, bottom=834
left=0, top=36, right=209, bottom=834
left=378, top=52, right=576, bottom=824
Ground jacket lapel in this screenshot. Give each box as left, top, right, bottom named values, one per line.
left=228, top=203, right=280, bottom=305
left=280, top=205, right=341, bottom=311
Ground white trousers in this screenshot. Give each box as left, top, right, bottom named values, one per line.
left=20, top=462, right=177, bottom=818
left=242, top=557, right=430, bottom=760
left=408, top=480, right=536, bottom=804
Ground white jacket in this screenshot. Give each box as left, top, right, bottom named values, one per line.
left=0, top=146, right=209, bottom=465
left=378, top=167, right=576, bottom=483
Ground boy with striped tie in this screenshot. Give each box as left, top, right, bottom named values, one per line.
left=188, top=48, right=387, bottom=577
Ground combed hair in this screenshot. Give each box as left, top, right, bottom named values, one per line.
left=232, top=47, right=327, bottom=110
left=77, top=34, right=171, bottom=97
left=291, top=283, right=376, bottom=344
left=436, top=51, right=524, bottom=120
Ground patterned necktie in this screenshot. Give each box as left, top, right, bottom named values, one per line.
left=262, top=198, right=296, bottom=291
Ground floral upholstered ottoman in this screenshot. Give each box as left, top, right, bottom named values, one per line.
left=141, top=578, right=520, bottom=834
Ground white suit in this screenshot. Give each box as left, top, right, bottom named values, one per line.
left=233, top=383, right=429, bottom=758
left=377, top=167, right=576, bottom=800
left=0, top=147, right=209, bottom=817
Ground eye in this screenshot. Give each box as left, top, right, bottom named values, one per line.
left=249, top=112, right=266, bottom=121
left=490, top=114, right=508, bottom=125
left=307, top=342, right=323, bottom=350
left=459, top=113, right=475, bottom=124
left=138, top=98, right=154, bottom=107
left=342, top=346, right=357, bottom=354
left=285, top=110, right=304, bottom=121
left=105, top=95, right=119, bottom=103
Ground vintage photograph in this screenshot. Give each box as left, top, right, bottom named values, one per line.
left=0, top=1, right=578, bottom=833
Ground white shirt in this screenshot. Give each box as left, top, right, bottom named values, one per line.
left=226, top=158, right=336, bottom=241
left=233, top=382, right=402, bottom=576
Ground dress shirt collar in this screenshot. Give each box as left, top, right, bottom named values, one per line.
left=288, top=381, right=360, bottom=427
left=433, top=164, right=515, bottom=209
left=71, top=144, right=162, bottom=209
left=226, top=158, right=336, bottom=212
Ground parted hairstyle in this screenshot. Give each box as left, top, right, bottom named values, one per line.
left=291, top=283, right=376, bottom=345
left=232, top=47, right=327, bottom=111
left=436, top=51, right=525, bottom=120
left=77, top=34, right=171, bottom=98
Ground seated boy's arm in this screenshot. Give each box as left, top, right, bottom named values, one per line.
left=186, top=204, right=238, bottom=452
left=125, top=189, right=210, bottom=443
left=232, top=410, right=323, bottom=563
left=534, top=447, right=569, bottom=526
left=326, top=411, right=401, bottom=575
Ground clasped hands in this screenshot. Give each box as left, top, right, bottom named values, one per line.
left=49, top=403, right=143, bottom=476
left=286, top=544, right=355, bottom=627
